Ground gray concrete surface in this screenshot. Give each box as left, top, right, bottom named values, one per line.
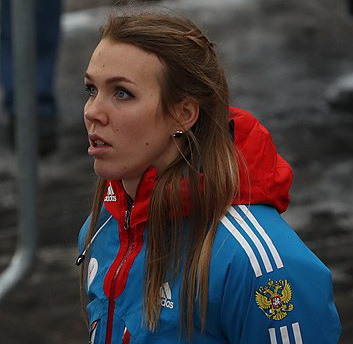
left=0, top=0, right=352, bottom=342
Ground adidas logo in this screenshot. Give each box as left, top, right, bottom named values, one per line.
left=104, top=183, right=117, bottom=202
left=160, top=282, right=174, bottom=309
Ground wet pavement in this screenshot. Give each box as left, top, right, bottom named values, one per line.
left=0, top=0, right=352, bottom=342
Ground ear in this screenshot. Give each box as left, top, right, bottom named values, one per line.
left=174, top=98, right=199, bottom=131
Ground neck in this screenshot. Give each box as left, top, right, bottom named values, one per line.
left=122, top=178, right=141, bottom=200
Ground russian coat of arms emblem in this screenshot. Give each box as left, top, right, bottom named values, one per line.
left=255, top=279, right=294, bottom=320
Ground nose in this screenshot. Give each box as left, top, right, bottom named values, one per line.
left=84, top=97, right=109, bottom=126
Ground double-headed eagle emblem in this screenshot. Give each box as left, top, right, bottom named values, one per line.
left=255, top=279, right=294, bottom=320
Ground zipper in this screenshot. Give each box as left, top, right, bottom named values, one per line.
left=124, top=210, right=131, bottom=230
left=105, top=208, right=133, bottom=344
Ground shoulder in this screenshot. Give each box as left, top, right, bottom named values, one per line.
left=213, top=204, right=327, bottom=278
left=209, top=204, right=334, bottom=306
left=209, top=205, right=340, bottom=343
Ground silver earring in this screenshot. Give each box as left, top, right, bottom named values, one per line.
left=172, top=130, right=183, bottom=138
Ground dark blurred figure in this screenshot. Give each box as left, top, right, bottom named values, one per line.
left=349, top=0, right=353, bottom=15
left=326, top=0, right=353, bottom=112
left=0, top=0, right=62, bottom=156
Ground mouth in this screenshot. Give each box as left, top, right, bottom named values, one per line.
left=89, top=134, right=112, bottom=148
left=93, top=139, right=109, bottom=147
left=87, top=134, right=112, bottom=157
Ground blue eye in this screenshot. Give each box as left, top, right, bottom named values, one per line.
left=115, top=88, right=133, bottom=100
left=85, top=84, right=97, bottom=96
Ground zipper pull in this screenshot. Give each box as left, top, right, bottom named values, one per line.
left=124, top=210, right=131, bottom=230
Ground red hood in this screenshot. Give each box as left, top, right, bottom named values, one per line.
left=230, top=108, right=293, bottom=213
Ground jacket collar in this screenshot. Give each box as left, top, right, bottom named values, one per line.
left=104, top=167, right=158, bottom=228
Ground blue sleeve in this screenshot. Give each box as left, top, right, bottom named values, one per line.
left=217, top=205, right=341, bottom=344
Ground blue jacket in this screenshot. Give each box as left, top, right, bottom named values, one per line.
left=78, top=109, right=341, bottom=343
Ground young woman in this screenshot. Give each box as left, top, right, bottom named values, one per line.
left=77, top=11, right=341, bottom=344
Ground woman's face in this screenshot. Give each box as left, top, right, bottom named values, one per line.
left=84, top=39, right=179, bottom=184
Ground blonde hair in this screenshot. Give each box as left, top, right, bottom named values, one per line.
left=81, top=11, right=239, bottom=338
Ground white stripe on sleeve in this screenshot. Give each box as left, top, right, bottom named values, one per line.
left=292, top=322, right=303, bottom=344
left=269, top=328, right=278, bottom=344
left=239, top=205, right=284, bottom=269
left=228, top=207, right=274, bottom=274
left=280, top=326, right=290, bottom=344
left=221, top=215, right=262, bottom=277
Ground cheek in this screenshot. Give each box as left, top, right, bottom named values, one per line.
left=121, top=121, right=152, bottom=142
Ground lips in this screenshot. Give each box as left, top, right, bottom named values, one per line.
left=88, top=134, right=112, bottom=157
left=89, top=134, right=111, bottom=147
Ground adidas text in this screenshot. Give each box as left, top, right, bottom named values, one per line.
left=161, top=297, right=174, bottom=309
left=104, top=195, right=117, bottom=202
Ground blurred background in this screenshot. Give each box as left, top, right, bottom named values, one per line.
left=0, top=0, right=352, bottom=342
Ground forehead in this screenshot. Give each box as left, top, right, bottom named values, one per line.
left=86, top=39, right=164, bottom=86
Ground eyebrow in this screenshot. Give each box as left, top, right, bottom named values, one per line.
left=84, top=72, right=136, bottom=85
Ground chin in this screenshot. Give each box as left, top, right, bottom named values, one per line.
left=93, top=162, right=122, bottom=180
left=93, top=160, right=149, bottom=182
